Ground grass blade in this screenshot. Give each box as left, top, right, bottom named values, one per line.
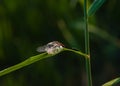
left=0, top=48, right=87, bottom=77
left=88, top=0, right=106, bottom=16
left=0, top=53, right=54, bottom=77
left=102, top=77, right=120, bottom=86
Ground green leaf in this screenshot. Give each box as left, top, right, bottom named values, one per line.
left=0, top=48, right=88, bottom=77
left=0, top=53, right=54, bottom=77
left=102, top=77, right=120, bottom=86
left=88, top=0, right=106, bottom=16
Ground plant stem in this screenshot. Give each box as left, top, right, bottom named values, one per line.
left=84, top=0, right=92, bottom=86
left=63, top=48, right=89, bottom=58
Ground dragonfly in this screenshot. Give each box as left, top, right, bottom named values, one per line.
left=37, top=41, right=64, bottom=54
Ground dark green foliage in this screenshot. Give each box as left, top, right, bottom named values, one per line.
left=0, top=0, right=120, bottom=86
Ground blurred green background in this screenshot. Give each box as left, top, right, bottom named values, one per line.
left=0, top=0, right=120, bottom=86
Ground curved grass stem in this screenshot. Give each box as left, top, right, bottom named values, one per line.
left=0, top=48, right=87, bottom=77
left=0, top=53, right=52, bottom=77
left=63, top=48, right=89, bottom=58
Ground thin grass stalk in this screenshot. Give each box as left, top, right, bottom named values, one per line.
left=84, top=0, right=92, bottom=86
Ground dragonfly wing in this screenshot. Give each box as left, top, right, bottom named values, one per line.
left=36, top=45, right=46, bottom=52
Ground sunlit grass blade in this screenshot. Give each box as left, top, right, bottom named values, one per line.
left=88, top=0, right=106, bottom=16
left=0, top=53, right=54, bottom=77
left=0, top=48, right=88, bottom=77
left=102, top=77, right=120, bottom=86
